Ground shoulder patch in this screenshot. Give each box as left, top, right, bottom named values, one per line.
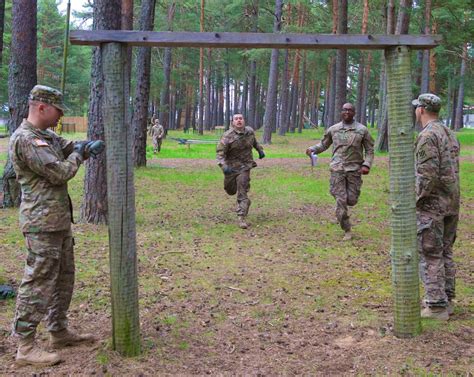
left=33, top=139, right=49, bottom=147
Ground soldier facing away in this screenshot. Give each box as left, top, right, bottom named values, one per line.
left=149, top=118, right=164, bottom=153
left=9, top=85, right=105, bottom=366
left=216, top=113, right=265, bottom=229
left=306, top=103, right=374, bottom=241
left=413, top=93, right=460, bottom=320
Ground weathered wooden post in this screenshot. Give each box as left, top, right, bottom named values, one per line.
left=102, top=41, right=141, bottom=355
left=386, top=45, right=421, bottom=338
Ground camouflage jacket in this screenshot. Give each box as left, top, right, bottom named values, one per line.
left=415, top=120, right=460, bottom=216
left=309, top=121, right=374, bottom=172
left=149, top=124, right=164, bottom=139
left=9, top=119, right=84, bottom=233
left=216, top=126, right=264, bottom=171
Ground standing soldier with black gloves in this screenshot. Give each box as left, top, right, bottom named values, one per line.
left=216, top=113, right=265, bottom=229
left=306, top=103, right=374, bottom=241
left=9, top=85, right=105, bottom=366
left=413, top=93, right=460, bottom=320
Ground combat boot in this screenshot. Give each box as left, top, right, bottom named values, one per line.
left=421, top=306, right=449, bottom=320
left=50, top=329, right=96, bottom=349
left=238, top=216, right=249, bottom=229
left=343, top=231, right=352, bottom=241
left=16, top=337, right=61, bottom=366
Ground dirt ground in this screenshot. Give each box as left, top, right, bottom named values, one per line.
left=0, top=136, right=473, bottom=376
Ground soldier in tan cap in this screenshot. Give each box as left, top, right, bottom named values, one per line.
left=149, top=117, right=164, bottom=153
left=9, top=85, right=105, bottom=366
left=413, top=93, right=460, bottom=320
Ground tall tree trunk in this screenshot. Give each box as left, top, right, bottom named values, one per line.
left=224, top=51, right=231, bottom=129
left=132, top=0, right=156, bottom=167
left=420, top=0, right=431, bottom=93
left=241, top=74, right=248, bottom=117
left=454, top=43, right=467, bottom=130
left=278, top=49, right=289, bottom=135
left=0, top=0, right=6, bottom=66
left=198, top=0, right=205, bottom=134
left=297, top=51, right=307, bottom=133
left=247, top=1, right=259, bottom=129
left=360, top=53, right=372, bottom=125
left=159, top=2, right=176, bottom=134
left=262, top=0, right=282, bottom=144
left=445, top=70, right=452, bottom=128
left=2, top=0, right=37, bottom=208
left=429, top=21, right=437, bottom=93
left=356, top=0, right=369, bottom=122
left=386, top=45, right=421, bottom=338
left=334, top=0, right=348, bottom=116
left=81, top=0, right=121, bottom=224
left=205, top=50, right=212, bottom=130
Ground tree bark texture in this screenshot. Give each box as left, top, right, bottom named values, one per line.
left=278, top=49, right=289, bottom=135
left=420, top=0, right=431, bottom=93
left=81, top=0, right=121, bottom=224
left=262, top=0, right=282, bottom=144
left=132, top=0, right=156, bottom=167
left=102, top=42, right=141, bottom=356
left=0, top=0, right=6, bottom=66
left=386, top=45, right=421, bottom=338
left=334, top=0, right=348, bottom=116
left=454, top=43, right=467, bottom=130
left=2, top=0, right=37, bottom=208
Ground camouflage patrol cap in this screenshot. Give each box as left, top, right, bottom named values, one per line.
left=412, top=93, right=441, bottom=113
left=29, top=85, right=69, bottom=112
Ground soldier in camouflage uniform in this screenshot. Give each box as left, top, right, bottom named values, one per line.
left=216, top=113, right=265, bottom=229
left=9, top=85, right=104, bottom=366
left=413, top=93, right=460, bottom=320
left=149, top=118, right=164, bottom=153
left=306, top=103, right=374, bottom=241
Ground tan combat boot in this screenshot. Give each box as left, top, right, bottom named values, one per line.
left=343, top=231, right=352, bottom=241
left=238, top=216, right=249, bottom=229
left=50, top=329, right=96, bottom=349
left=16, top=337, right=61, bottom=366
left=421, top=306, right=449, bottom=320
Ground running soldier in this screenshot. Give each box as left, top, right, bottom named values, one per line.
left=149, top=118, right=164, bottom=153
left=306, top=103, right=374, bottom=240
left=216, top=113, right=265, bottom=229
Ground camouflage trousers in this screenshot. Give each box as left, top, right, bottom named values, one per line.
left=152, top=137, right=163, bottom=153
left=329, top=171, right=362, bottom=232
left=13, top=229, right=75, bottom=338
left=224, top=169, right=251, bottom=217
left=417, top=212, right=458, bottom=307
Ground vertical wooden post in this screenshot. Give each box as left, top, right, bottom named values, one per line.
left=386, top=45, right=421, bottom=338
left=102, top=42, right=141, bottom=355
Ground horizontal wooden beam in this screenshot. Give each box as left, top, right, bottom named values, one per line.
left=70, top=30, right=441, bottom=50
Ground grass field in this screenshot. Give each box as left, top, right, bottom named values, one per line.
left=0, top=128, right=473, bottom=375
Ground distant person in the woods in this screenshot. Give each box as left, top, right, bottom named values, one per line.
left=413, top=93, right=460, bottom=320
left=149, top=118, right=164, bottom=153
left=9, top=85, right=104, bottom=366
left=216, top=113, right=265, bottom=229
left=306, top=103, right=374, bottom=241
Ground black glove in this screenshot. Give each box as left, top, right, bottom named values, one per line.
left=258, top=150, right=265, bottom=159
left=86, top=140, right=105, bottom=159
left=222, top=165, right=235, bottom=175
left=73, top=141, right=89, bottom=158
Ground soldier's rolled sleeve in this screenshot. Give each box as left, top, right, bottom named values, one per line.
left=216, top=141, right=228, bottom=167
left=310, top=129, right=332, bottom=154
left=362, top=129, right=375, bottom=168
left=416, top=136, right=439, bottom=199
left=19, top=138, right=83, bottom=186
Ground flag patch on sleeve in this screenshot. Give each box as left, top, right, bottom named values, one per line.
left=34, top=139, right=49, bottom=147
